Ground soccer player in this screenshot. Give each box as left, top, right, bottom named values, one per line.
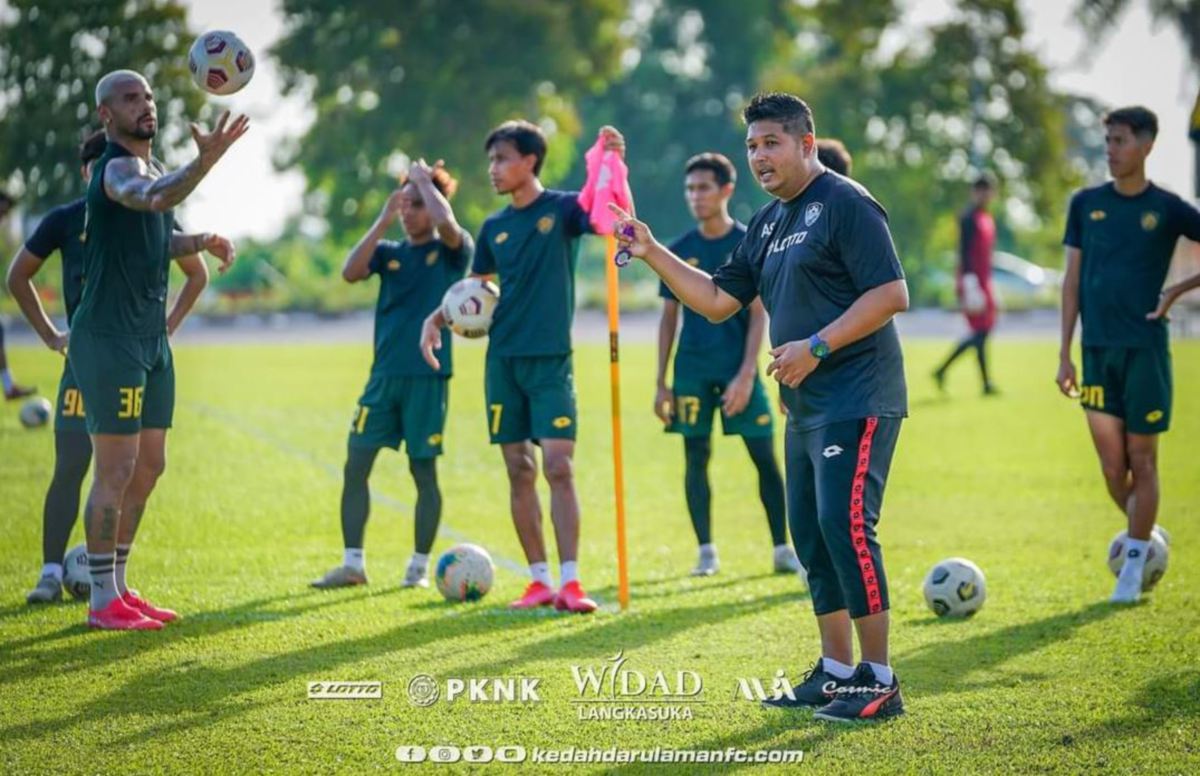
left=71, top=70, right=244, bottom=630
left=611, top=93, right=909, bottom=721
left=0, top=189, right=37, bottom=401
left=934, top=175, right=999, bottom=395
left=420, top=121, right=626, bottom=613
left=816, top=139, right=852, bottom=177
left=7, top=130, right=208, bottom=604
left=312, top=159, right=472, bottom=591
left=1057, top=106, right=1200, bottom=604
left=654, top=152, right=799, bottom=577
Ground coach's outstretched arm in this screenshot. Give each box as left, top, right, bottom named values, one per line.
left=609, top=204, right=742, bottom=323
left=104, top=111, right=249, bottom=213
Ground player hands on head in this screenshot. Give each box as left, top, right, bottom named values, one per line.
left=654, top=151, right=800, bottom=579
left=610, top=92, right=911, bottom=722
left=418, top=119, right=626, bottom=614
left=311, top=158, right=472, bottom=592
left=1057, top=105, right=1200, bottom=604
left=67, top=69, right=246, bottom=630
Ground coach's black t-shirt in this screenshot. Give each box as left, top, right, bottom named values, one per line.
left=24, top=198, right=87, bottom=324
left=713, top=171, right=907, bottom=431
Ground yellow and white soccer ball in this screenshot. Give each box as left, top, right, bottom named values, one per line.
left=435, top=543, right=495, bottom=602
left=19, top=396, right=52, bottom=429
left=441, top=278, right=499, bottom=338
left=923, top=557, right=986, bottom=617
left=188, top=31, right=255, bottom=95
left=1107, top=530, right=1169, bottom=592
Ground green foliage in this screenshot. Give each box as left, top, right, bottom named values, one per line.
left=272, top=0, right=628, bottom=240
left=569, top=0, right=798, bottom=237
left=1075, top=0, right=1200, bottom=67
left=765, top=0, right=1085, bottom=283
left=0, top=0, right=209, bottom=213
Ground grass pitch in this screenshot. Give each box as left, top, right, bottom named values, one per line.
left=1, top=336, right=1198, bottom=774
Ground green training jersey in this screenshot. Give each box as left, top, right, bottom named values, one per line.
left=471, top=190, right=592, bottom=357
left=368, top=233, right=473, bottom=377
left=74, top=142, right=174, bottom=337
left=660, top=223, right=751, bottom=381
left=1064, top=182, right=1200, bottom=348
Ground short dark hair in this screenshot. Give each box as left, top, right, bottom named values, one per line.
left=1103, top=106, right=1158, bottom=140
left=484, top=120, right=547, bottom=176
left=684, top=152, right=736, bottom=187
left=742, top=92, right=815, bottom=137
left=816, top=139, right=852, bottom=175
left=80, top=129, right=107, bottom=166
left=972, top=172, right=996, bottom=191
left=399, top=164, right=459, bottom=200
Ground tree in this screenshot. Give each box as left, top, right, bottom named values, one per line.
left=763, top=0, right=1083, bottom=284
left=569, top=0, right=799, bottom=240
left=272, top=0, right=628, bottom=240
left=0, top=0, right=207, bottom=214
left=1075, top=0, right=1200, bottom=68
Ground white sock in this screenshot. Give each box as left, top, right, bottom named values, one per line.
left=530, top=562, right=552, bottom=587
left=822, top=657, right=855, bottom=680
left=41, top=562, right=64, bottom=581
left=344, top=548, right=365, bottom=572
left=1, top=368, right=13, bottom=392
left=89, top=552, right=119, bottom=610
left=114, top=543, right=131, bottom=595
left=1123, top=538, right=1149, bottom=571
left=560, top=560, right=579, bottom=585
left=410, top=552, right=429, bottom=570
left=866, top=661, right=894, bottom=685
left=699, top=543, right=717, bottom=559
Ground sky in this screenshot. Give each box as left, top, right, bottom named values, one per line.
left=180, top=0, right=1199, bottom=240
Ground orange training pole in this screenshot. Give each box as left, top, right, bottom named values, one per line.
left=605, top=234, right=630, bottom=610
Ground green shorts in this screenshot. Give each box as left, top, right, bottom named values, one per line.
left=484, top=353, right=576, bottom=444
left=54, top=358, right=88, bottom=435
left=1080, top=345, right=1171, bottom=434
left=348, top=374, right=448, bottom=458
left=350, top=374, right=448, bottom=458
left=666, top=374, right=774, bottom=438
left=68, top=330, right=174, bottom=436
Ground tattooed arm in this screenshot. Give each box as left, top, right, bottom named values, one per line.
left=103, top=111, right=250, bottom=212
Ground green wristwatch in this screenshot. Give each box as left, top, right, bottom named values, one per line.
left=808, top=334, right=831, bottom=360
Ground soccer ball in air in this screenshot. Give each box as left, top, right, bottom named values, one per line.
left=441, top=278, right=499, bottom=338
left=435, top=544, right=495, bottom=602
left=19, top=396, right=52, bottom=429
left=188, top=31, right=255, bottom=95
left=923, top=557, right=987, bottom=618
left=63, top=544, right=91, bottom=601
left=1107, top=530, right=1169, bottom=591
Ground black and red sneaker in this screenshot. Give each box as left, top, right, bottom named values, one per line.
left=761, top=659, right=849, bottom=709
left=813, top=663, right=904, bottom=722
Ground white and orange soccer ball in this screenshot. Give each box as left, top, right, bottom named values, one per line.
left=188, top=31, right=255, bottom=96
left=441, top=278, right=499, bottom=338
left=435, top=544, right=495, bottom=602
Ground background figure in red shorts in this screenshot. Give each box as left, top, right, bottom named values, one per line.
left=935, top=174, right=998, bottom=395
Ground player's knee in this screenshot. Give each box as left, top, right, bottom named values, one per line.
left=96, top=456, right=137, bottom=492
left=137, top=452, right=167, bottom=482
left=504, top=453, right=538, bottom=487
left=1127, top=449, right=1157, bottom=478
left=1099, top=460, right=1129, bottom=488
left=408, top=457, right=438, bottom=488
left=344, top=448, right=375, bottom=483
left=543, top=453, right=575, bottom=487
left=684, top=437, right=711, bottom=466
